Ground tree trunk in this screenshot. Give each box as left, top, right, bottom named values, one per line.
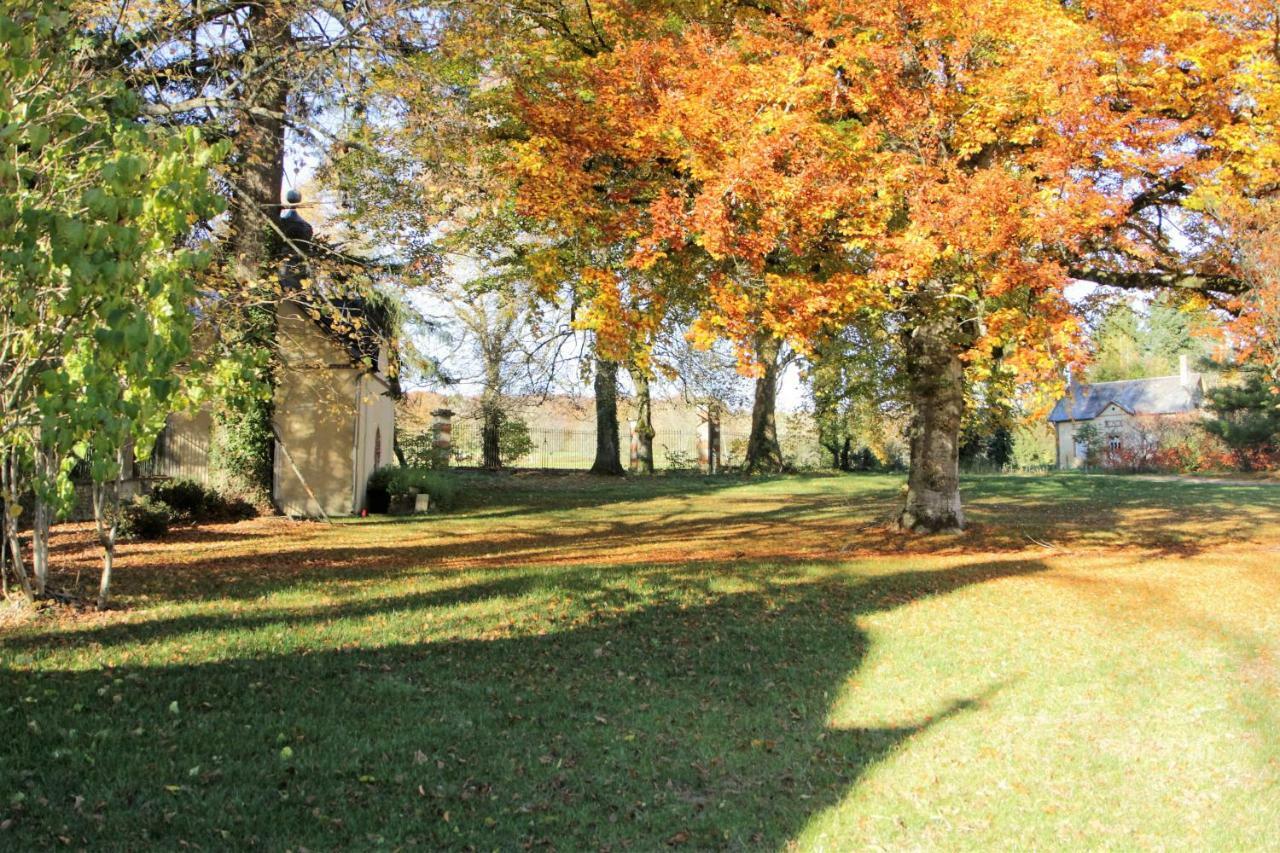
left=31, top=444, right=54, bottom=596
left=481, top=402, right=502, bottom=470
left=0, top=452, right=33, bottom=601
left=898, top=321, right=966, bottom=533
left=629, top=368, right=655, bottom=475
left=212, top=2, right=291, bottom=501
left=228, top=5, right=289, bottom=286
left=745, top=335, right=784, bottom=473
left=92, top=449, right=125, bottom=610
left=590, top=357, right=625, bottom=476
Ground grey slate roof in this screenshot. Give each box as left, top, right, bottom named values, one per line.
left=1048, top=374, right=1204, bottom=423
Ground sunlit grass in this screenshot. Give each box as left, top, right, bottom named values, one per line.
left=1, top=472, right=1278, bottom=848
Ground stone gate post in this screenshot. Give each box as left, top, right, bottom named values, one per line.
left=431, top=409, right=455, bottom=468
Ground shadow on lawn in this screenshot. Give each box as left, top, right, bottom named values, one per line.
left=961, top=474, right=1280, bottom=555
left=43, top=488, right=902, bottom=606
left=0, top=558, right=1042, bottom=849
left=40, top=473, right=1280, bottom=612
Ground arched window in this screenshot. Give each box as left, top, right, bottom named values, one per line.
left=374, top=426, right=382, bottom=469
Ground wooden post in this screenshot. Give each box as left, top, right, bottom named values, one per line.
left=700, top=406, right=721, bottom=474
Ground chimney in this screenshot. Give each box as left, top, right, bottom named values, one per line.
left=1180, top=354, right=1191, bottom=387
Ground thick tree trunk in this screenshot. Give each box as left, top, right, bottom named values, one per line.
left=745, top=335, right=784, bottom=473
left=590, top=357, right=625, bottom=476
left=898, top=321, right=966, bottom=533
left=228, top=6, right=289, bottom=285
left=629, top=368, right=655, bottom=475
left=212, top=2, right=291, bottom=501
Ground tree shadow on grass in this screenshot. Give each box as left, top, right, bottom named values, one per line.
left=959, top=474, right=1280, bottom=556
left=0, top=558, right=1042, bottom=849
left=39, top=488, right=898, bottom=607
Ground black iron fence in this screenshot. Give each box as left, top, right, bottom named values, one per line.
left=445, top=421, right=808, bottom=471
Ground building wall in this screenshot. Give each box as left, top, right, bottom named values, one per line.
left=273, top=301, right=361, bottom=517
left=1055, top=404, right=1144, bottom=469
left=351, top=371, right=396, bottom=513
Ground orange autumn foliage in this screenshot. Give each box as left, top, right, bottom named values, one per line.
left=506, top=0, right=1264, bottom=387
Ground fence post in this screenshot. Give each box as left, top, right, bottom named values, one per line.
left=431, top=409, right=455, bottom=468
left=699, top=406, right=721, bottom=474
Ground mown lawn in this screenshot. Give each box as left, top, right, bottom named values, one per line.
left=2, top=472, right=1279, bottom=849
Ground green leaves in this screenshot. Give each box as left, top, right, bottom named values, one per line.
left=0, top=0, right=223, bottom=517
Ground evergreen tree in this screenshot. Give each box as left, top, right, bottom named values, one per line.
left=1203, top=367, right=1280, bottom=469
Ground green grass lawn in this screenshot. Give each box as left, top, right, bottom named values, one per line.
left=2, top=472, right=1279, bottom=849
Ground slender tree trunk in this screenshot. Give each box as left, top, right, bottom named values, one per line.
left=629, top=368, right=655, bottom=475
left=480, top=342, right=505, bottom=469
left=898, top=321, right=966, bottom=533
left=590, top=357, right=625, bottom=476
left=481, top=402, right=502, bottom=470
left=822, top=440, right=839, bottom=470
left=31, top=444, right=54, bottom=596
left=92, top=448, right=125, bottom=610
left=0, top=491, right=7, bottom=596
left=745, top=335, right=784, bottom=473
left=0, top=452, right=33, bottom=601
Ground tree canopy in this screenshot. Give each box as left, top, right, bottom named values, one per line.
left=422, top=0, right=1277, bottom=528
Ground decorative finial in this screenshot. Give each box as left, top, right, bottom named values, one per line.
left=280, top=188, right=313, bottom=244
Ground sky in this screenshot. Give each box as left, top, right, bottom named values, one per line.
left=288, top=142, right=1106, bottom=416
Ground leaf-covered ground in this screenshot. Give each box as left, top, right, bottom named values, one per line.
left=2, top=472, right=1279, bottom=849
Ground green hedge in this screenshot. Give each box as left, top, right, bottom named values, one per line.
left=366, top=467, right=458, bottom=513
left=150, top=479, right=256, bottom=523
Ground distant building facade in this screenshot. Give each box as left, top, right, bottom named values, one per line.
left=146, top=193, right=395, bottom=517
left=271, top=298, right=395, bottom=517
left=1049, top=355, right=1205, bottom=470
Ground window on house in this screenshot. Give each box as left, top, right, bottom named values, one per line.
left=374, top=426, right=383, bottom=469
left=1108, top=435, right=1121, bottom=451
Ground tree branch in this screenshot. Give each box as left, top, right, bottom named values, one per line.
left=1067, top=266, right=1247, bottom=296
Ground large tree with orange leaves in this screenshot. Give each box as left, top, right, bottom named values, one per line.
left=477, top=0, right=1267, bottom=530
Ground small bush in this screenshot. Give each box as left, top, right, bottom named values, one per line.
left=399, top=431, right=436, bottom=469
left=661, top=447, right=698, bottom=471
left=118, top=496, right=172, bottom=541
left=149, top=479, right=257, bottom=524
left=499, top=416, right=534, bottom=466
left=151, top=479, right=211, bottom=519
left=366, top=466, right=458, bottom=513
left=365, top=467, right=394, bottom=513
left=212, top=495, right=258, bottom=522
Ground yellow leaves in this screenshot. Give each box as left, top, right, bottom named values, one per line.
left=509, top=136, right=553, bottom=177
